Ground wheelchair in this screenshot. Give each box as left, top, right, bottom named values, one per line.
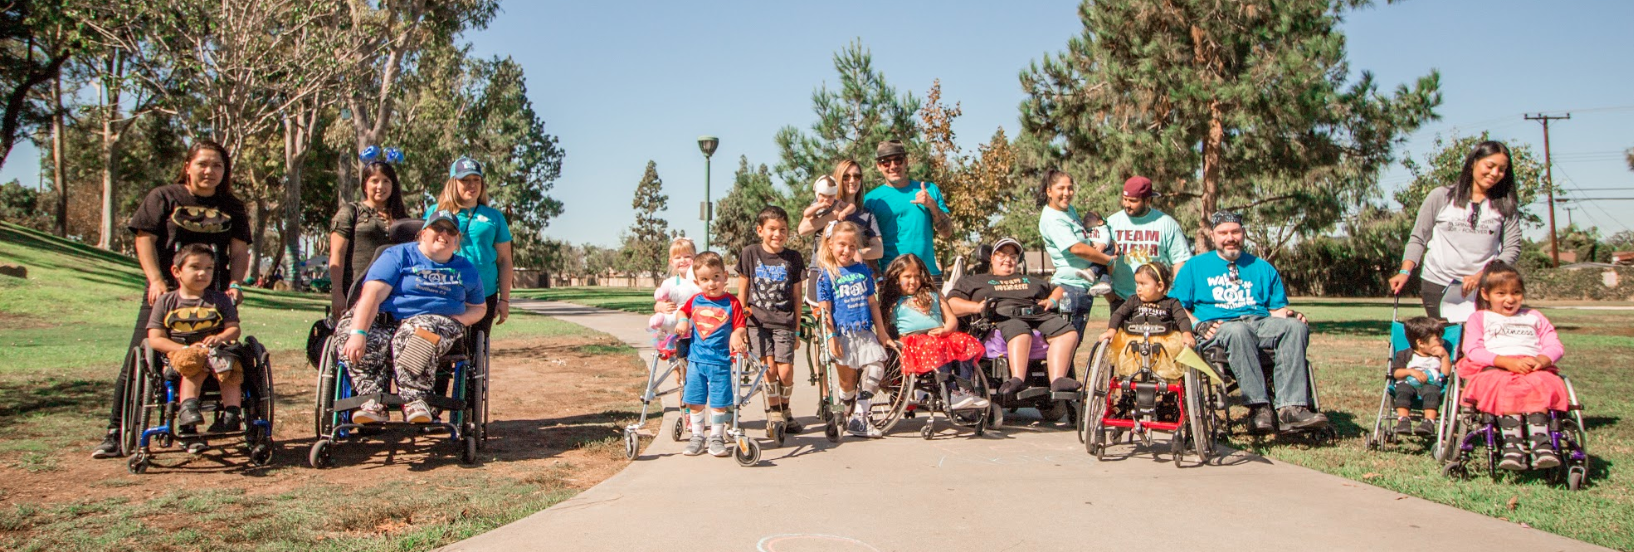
left=962, top=312, right=1079, bottom=429
left=1439, top=376, right=1590, bottom=490
left=805, top=300, right=914, bottom=440
left=122, top=337, right=276, bottom=474
left=1367, top=300, right=1464, bottom=455
left=309, top=327, right=489, bottom=467
left=1196, top=318, right=1336, bottom=443
left=898, top=359, right=991, bottom=440
left=1080, top=325, right=1221, bottom=465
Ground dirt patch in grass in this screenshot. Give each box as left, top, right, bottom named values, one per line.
left=0, top=331, right=648, bottom=550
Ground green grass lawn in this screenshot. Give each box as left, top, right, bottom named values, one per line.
left=0, top=223, right=622, bottom=551
left=536, top=286, right=1634, bottom=550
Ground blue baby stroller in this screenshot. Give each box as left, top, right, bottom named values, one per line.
left=1367, top=297, right=1464, bottom=457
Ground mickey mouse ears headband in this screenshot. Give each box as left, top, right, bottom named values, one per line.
left=359, top=145, right=405, bottom=165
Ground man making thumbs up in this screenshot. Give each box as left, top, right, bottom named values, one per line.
left=863, top=139, right=952, bottom=287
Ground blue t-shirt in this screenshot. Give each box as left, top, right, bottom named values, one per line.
left=363, top=243, right=485, bottom=319
left=1168, top=251, right=1288, bottom=322
left=816, top=263, right=876, bottom=332
left=680, top=292, right=747, bottom=367
left=428, top=205, right=512, bottom=298
left=863, top=180, right=949, bottom=275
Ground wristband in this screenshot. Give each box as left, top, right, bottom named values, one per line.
left=350, top=329, right=368, bottom=336
left=1397, top=269, right=1411, bottom=276
left=230, top=283, right=242, bottom=290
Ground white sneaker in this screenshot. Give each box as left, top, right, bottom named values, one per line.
left=352, top=400, right=387, bottom=424
left=403, top=400, right=434, bottom=424
left=1088, top=274, right=1113, bottom=296
left=949, top=390, right=979, bottom=410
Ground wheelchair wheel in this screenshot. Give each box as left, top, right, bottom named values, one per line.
left=1082, top=349, right=1113, bottom=458
left=868, top=354, right=911, bottom=436
left=1078, top=340, right=1110, bottom=443
left=470, top=332, right=490, bottom=447
left=308, top=439, right=333, bottom=469
left=313, top=337, right=340, bottom=439
left=118, top=346, right=146, bottom=457
left=1184, top=368, right=1214, bottom=465
left=246, top=336, right=275, bottom=436
left=129, top=344, right=162, bottom=453
left=460, top=435, right=478, bottom=465
left=1432, top=376, right=1463, bottom=462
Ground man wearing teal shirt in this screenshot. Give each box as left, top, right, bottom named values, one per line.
left=863, top=140, right=951, bottom=285
left=1170, top=211, right=1327, bottom=434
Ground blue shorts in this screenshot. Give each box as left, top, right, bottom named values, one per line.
left=683, top=361, right=734, bottom=409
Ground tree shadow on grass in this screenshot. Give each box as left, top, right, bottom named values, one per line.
left=1308, top=320, right=1389, bottom=337
left=0, top=378, right=105, bottom=426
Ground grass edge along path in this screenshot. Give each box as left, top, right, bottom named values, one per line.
left=527, top=286, right=1632, bottom=551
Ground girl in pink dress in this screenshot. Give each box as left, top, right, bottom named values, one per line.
left=1456, top=261, right=1567, bottom=470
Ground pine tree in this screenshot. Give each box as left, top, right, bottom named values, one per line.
left=1019, top=0, right=1441, bottom=254
left=775, top=39, right=925, bottom=192
left=624, top=161, right=670, bottom=281
left=711, top=156, right=781, bottom=265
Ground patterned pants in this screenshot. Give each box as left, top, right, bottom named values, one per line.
left=334, top=310, right=465, bottom=402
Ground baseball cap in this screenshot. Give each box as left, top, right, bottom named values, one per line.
left=813, top=175, right=839, bottom=197
left=992, top=237, right=1023, bottom=256
left=423, top=210, right=462, bottom=234
left=875, top=140, right=908, bottom=160
left=449, top=156, right=483, bottom=179
left=1122, top=176, right=1161, bottom=198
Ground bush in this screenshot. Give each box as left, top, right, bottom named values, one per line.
left=1523, top=267, right=1634, bottom=301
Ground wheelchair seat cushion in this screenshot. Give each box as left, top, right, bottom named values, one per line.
left=983, top=329, right=1050, bottom=361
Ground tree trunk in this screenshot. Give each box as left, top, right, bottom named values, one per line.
left=51, top=76, right=67, bottom=237
left=1197, top=100, right=1224, bottom=252
left=251, top=197, right=270, bottom=280
left=97, top=73, right=123, bottom=250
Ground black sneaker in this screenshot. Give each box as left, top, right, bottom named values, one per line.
left=176, top=398, right=205, bottom=428
left=1393, top=417, right=1413, bottom=435
left=215, top=407, right=242, bottom=433
left=996, top=378, right=1026, bottom=397
left=1277, top=405, right=1329, bottom=431
left=1497, top=447, right=1527, bottom=471
left=1249, top=405, right=1276, bottom=434
left=185, top=440, right=208, bottom=455
left=91, top=430, right=121, bottom=459
left=1415, top=418, right=1436, bottom=436
left=783, top=407, right=803, bottom=435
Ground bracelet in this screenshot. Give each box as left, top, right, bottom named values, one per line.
left=350, top=329, right=368, bottom=336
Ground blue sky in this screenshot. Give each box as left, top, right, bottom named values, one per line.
left=5, top=0, right=1630, bottom=246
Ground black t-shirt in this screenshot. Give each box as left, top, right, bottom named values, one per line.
left=736, top=245, right=806, bottom=329
left=949, top=272, right=1053, bottom=318
left=330, top=201, right=394, bottom=294
left=146, top=288, right=240, bottom=345
left=128, top=184, right=252, bottom=291
left=1107, top=296, right=1193, bottom=335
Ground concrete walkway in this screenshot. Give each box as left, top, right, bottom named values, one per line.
left=445, top=300, right=1606, bottom=552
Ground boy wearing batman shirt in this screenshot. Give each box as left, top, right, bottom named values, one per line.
left=146, top=244, right=244, bottom=450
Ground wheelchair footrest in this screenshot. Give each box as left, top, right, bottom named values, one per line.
left=334, top=392, right=466, bottom=413
left=1016, top=388, right=1049, bottom=401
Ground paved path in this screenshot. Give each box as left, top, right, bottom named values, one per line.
left=445, top=300, right=1606, bottom=552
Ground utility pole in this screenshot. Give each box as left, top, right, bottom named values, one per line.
left=1525, top=113, right=1570, bottom=267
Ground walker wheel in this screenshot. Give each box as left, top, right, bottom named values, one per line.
left=824, top=419, right=839, bottom=443
left=734, top=437, right=761, bottom=467
left=767, top=422, right=786, bottom=448
left=308, top=440, right=333, bottom=469
left=1440, top=462, right=1468, bottom=480
left=671, top=415, right=687, bottom=442
left=622, top=430, right=640, bottom=460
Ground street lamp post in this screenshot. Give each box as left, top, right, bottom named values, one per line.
left=698, top=135, right=719, bottom=252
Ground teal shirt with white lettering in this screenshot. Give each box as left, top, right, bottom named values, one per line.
left=1168, top=250, right=1288, bottom=322
left=429, top=205, right=512, bottom=298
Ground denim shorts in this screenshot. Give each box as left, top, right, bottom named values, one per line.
left=683, top=360, right=734, bottom=408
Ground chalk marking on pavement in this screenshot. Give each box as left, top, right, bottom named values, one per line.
left=757, top=533, right=880, bottom=552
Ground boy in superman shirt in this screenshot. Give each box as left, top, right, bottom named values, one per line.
left=674, top=251, right=749, bottom=457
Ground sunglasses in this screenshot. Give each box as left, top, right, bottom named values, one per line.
left=877, top=156, right=906, bottom=167
left=1467, top=202, right=1482, bottom=230
left=428, top=225, right=460, bottom=237
left=1227, top=262, right=1241, bottom=285
left=843, top=172, right=863, bottom=182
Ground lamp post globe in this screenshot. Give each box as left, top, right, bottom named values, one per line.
left=698, top=135, right=719, bottom=251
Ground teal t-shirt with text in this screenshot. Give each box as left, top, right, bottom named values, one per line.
left=1168, top=251, right=1288, bottom=323
left=1039, top=205, right=1093, bottom=289
left=1106, top=208, right=1192, bottom=299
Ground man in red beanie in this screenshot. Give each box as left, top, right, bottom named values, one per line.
left=1104, top=176, right=1192, bottom=312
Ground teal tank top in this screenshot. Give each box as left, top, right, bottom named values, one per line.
left=893, top=295, right=944, bottom=334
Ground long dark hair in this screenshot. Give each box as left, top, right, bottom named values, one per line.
left=173, top=139, right=235, bottom=199
left=880, top=254, right=936, bottom=325
left=358, top=161, right=410, bottom=219
left=1452, top=140, right=1519, bottom=218
left=1037, top=169, right=1070, bottom=208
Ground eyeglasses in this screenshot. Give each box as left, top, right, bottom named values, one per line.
left=877, top=156, right=906, bottom=167
left=1467, top=202, right=1482, bottom=230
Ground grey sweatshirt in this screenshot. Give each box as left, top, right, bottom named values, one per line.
left=1402, top=186, right=1522, bottom=285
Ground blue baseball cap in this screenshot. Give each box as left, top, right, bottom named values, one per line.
left=449, top=156, right=483, bottom=179
left=423, top=210, right=462, bottom=234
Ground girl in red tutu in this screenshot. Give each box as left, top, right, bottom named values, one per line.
left=880, top=255, right=989, bottom=410
left=1456, top=261, right=1567, bottom=470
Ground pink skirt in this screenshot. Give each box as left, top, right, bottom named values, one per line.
left=1455, top=357, right=1569, bottom=414
left=899, top=333, right=985, bottom=375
